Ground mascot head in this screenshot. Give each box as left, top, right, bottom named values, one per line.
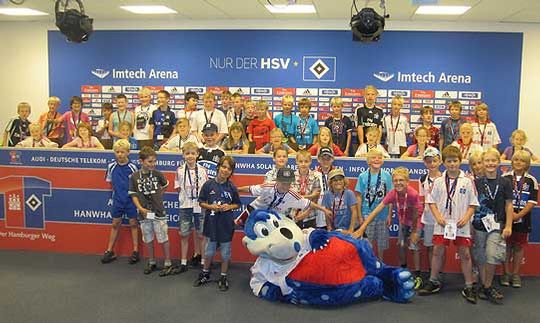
left=243, top=209, right=305, bottom=262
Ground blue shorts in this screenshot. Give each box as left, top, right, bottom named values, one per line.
left=179, top=208, right=204, bottom=237
left=205, top=240, right=231, bottom=262
left=111, top=202, right=138, bottom=219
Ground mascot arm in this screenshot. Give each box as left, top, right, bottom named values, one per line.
left=258, top=282, right=285, bottom=302
left=308, top=229, right=330, bottom=251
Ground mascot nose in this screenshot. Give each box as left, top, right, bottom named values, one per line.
left=280, top=228, right=293, bottom=240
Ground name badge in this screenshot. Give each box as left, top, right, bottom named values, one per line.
left=193, top=203, right=202, bottom=214
left=146, top=212, right=156, bottom=220
left=443, top=221, right=457, bottom=240
left=481, top=213, right=500, bottom=232
left=157, top=135, right=164, bottom=140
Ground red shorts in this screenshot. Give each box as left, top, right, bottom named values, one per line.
left=506, top=232, right=528, bottom=247
left=433, top=235, right=472, bottom=247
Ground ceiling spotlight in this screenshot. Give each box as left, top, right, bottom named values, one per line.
left=350, top=0, right=388, bottom=42
left=55, top=0, right=93, bottom=43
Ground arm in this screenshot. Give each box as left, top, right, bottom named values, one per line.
left=303, top=188, right=320, bottom=201
left=108, top=115, right=121, bottom=139
left=347, top=203, right=359, bottom=234
left=429, top=203, right=447, bottom=226
left=312, top=134, right=318, bottom=145
left=457, top=205, right=476, bottom=228
left=93, top=138, right=105, bottom=150
left=345, top=131, right=352, bottom=156
left=377, top=125, right=383, bottom=144
left=216, top=133, right=226, bottom=143
left=131, top=195, right=150, bottom=218
left=241, top=142, right=249, bottom=154
left=255, top=146, right=266, bottom=154
left=400, top=148, right=412, bottom=159
left=2, top=131, right=8, bottom=147
left=357, top=125, right=364, bottom=145
left=62, top=139, right=78, bottom=149
left=513, top=201, right=535, bottom=220
left=409, top=208, right=419, bottom=244
left=237, top=185, right=252, bottom=193
left=502, top=200, right=513, bottom=238
left=352, top=201, right=386, bottom=239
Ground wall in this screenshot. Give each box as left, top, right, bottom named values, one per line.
left=0, top=19, right=539, bottom=151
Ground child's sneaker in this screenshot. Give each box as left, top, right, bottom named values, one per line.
left=128, top=251, right=140, bottom=264
left=418, top=280, right=441, bottom=295
left=484, top=286, right=504, bottom=305
left=193, top=271, right=210, bottom=287
left=100, top=251, right=117, bottom=264
left=190, top=254, right=202, bottom=268
left=499, top=274, right=510, bottom=287
left=172, top=264, right=188, bottom=274
left=475, top=283, right=488, bottom=300
left=159, top=265, right=175, bottom=277
left=461, top=286, right=478, bottom=304
left=414, top=275, right=424, bottom=290
left=218, top=275, right=229, bottom=292
left=143, top=262, right=157, bottom=275
left=511, top=274, right=522, bottom=288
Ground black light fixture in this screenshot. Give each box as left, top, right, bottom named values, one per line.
left=350, top=0, right=388, bottom=42
left=55, top=0, right=93, bottom=43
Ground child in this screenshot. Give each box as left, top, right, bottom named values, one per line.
left=108, top=94, right=135, bottom=141
left=101, top=139, right=139, bottom=265
left=62, top=122, right=105, bottom=150
left=133, top=87, right=157, bottom=149
left=247, top=100, right=276, bottom=151
left=38, top=96, right=64, bottom=147
left=383, top=95, right=411, bottom=158
left=222, top=122, right=249, bottom=154
left=439, top=101, right=466, bottom=150
left=274, top=95, right=299, bottom=147
left=315, top=147, right=336, bottom=229
left=61, top=96, right=89, bottom=144
left=322, top=168, right=358, bottom=234
left=294, top=98, right=319, bottom=149
left=264, top=147, right=289, bottom=183
left=16, top=123, right=58, bottom=148
left=418, top=147, right=443, bottom=284
left=239, top=167, right=332, bottom=220
left=290, top=150, right=322, bottom=228
left=356, top=85, right=384, bottom=144
left=354, top=127, right=390, bottom=158
left=501, top=150, right=538, bottom=288
left=194, top=156, right=241, bottom=291
left=128, top=146, right=172, bottom=276
left=308, top=126, right=344, bottom=156
left=159, top=118, right=199, bottom=152
left=418, top=146, right=479, bottom=304
left=451, top=123, right=482, bottom=160
left=95, top=103, right=113, bottom=149
left=414, top=106, right=440, bottom=148
left=354, top=149, right=393, bottom=257
left=468, top=151, right=485, bottom=180
left=177, top=91, right=198, bottom=126
left=174, top=142, right=209, bottom=272
left=324, top=97, right=353, bottom=156
left=471, top=102, right=501, bottom=151
left=402, top=126, right=431, bottom=159
left=3, top=102, right=31, bottom=147
left=191, top=92, right=228, bottom=143
left=501, top=129, right=539, bottom=161
left=220, top=90, right=233, bottom=112
left=471, top=148, right=513, bottom=304
left=354, top=167, right=423, bottom=288
left=117, top=121, right=138, bottom=150
left=241, top=100, right=256, bottom=133
left=197, top=123, right=226, bottom=178
left=226, top=93, right=244, bottom=127
left=256, top=128, right=295, bottom=155
left=150, top=90, right=177, bottom=149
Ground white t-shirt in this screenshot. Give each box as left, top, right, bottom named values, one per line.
left=96, top=119, right=111, bottom=140
left=249, top=183, right=310, bottom=218
left=177, top=109, right=197, bottom=127
left=419, top=174, right=441, bottom=225
left=16, top=137, right=58, bottom=148
left=133, top=104, right=157, bottom=140
left=425, top=170, right=479, bottom=238
left=383, top=114, right=410, bottom=154
left=471, top=122, right=501, bottom=151
left=160, top=133, right=200, bottom=151
left=226, top=109, right=244, bottom=127
left=450, top=140, right=483, bottom=160
left=354, top=143, right=390, bottom=158
left=191, top=108, right=228, bottom=135
left=174, top=163, right=208, bottom=209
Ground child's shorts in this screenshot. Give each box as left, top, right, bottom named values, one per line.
left=432, top=235, right=472, bottom=247
left=423, top=223, right=435, bottom=247
left=397, top=224, right=420, bottom=251
left=365, top=219, right=389, bottom=251
left=472, top=229, right=507, bottom=265
left=111, top=202, right=138, bottom=219
left=205, top=239, right=232, bottom=262
left=506, top=232, right=528, bottom=248
left=140, top=218, right=169, bottom=244
left=179, top=208, right=204, bottom=237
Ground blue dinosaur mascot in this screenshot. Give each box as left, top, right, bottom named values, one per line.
left=243, top=209, right=415, bottom=306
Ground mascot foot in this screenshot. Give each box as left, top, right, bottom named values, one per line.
left=381, top=268, right=415, bottom=303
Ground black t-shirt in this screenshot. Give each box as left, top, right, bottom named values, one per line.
left=355, top=105, right=384, bottom=142
left=5, top=118, right=30, bottom=147
left=473, top=176, right=513, bottom=231
left=199, top=179, right=241, bottom=242
left=149, top=107, right=176, bottom=139
left=502, top=172, right=539, bottom=233
left=128, top=170, right=169, bottom=218
left=324, top=116, right=353, bottom=153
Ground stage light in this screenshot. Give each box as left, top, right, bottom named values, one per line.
left=55, top=0, right=93, bottom=43
left=350, top=0, right=388, bottom=42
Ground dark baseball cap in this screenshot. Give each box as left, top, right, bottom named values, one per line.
left=276, top=167, right=295, bottom=183
left=318, top=147, right=334, bottom=158
left=202, top=123, right=218, bottom=133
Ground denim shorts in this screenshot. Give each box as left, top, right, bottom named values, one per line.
left=472, top=229, right=507, bottom=265
left=140, top=218, right=169, bottom=244
left=205, top=239, right=231, bottom=262
left=179, top=208, right=204, bottom=237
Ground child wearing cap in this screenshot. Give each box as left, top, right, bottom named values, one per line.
left=290, top=150, right=322, bottom=228
left=354, top=148, right=393, bottom=258
left=197, top=123, right=225, bottom=179
left=264, top=147, right=290, bottom=183
left=315, top=147, right=336, bottom=229
left=322, top=168, right=358, bottom=234
left=238, top=167, right=332, bottom=220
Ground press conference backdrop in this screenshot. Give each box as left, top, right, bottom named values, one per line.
left=1, top=148, right=539, bottom=274
left=48, top=30, right=522, bottom=145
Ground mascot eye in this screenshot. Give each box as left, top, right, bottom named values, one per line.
left=273, top=220, right=279, bottom=228
left=262, top=228, right=269, bottom=236
left=254, top=223, right=272, bottom=238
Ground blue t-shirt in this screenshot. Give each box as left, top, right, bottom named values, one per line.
left=322, top=189, right=357, bottom=230
left=113, top=136, right=138, bottom=150
left=199, top=179, right=242, bottom=243
left=274, top=113, right=300, bottom=139
left=295, top=115, right=319, bottom=146
left=355, top=169, right=393, bottom=220
left=150, top=107, right=176, bottom=139
left=440, top=117, right=465, bottom=148
left=106, top=161, right=138, bottom=206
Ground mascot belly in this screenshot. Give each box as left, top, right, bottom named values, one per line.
left=243, top=210, right=415, bottom=306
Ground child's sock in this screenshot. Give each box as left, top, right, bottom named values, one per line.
left=181, top=259, right=187, bottom=266
left=164, top=259, right=172, bottom=267
left=201, top=259, right=205, bottom=266
left=148, top=258, right=156, bottom=265
left=221, top=273, right=227, bottom=277
left=203, top=269, right=209, bottom=274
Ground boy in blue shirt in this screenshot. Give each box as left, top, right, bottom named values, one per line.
left=274, top=95, right=299, bottom=147
left=294, top=98, right=319, bottom=149
left=101, top=139, right=140, bottom=264
left=354, top=149, right=393, bottom=258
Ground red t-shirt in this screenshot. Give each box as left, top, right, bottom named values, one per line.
left=382, top=186, right=423, bottom=227
left=247, top=118, right=276, bottom=150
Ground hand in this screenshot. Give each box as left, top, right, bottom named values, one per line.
left=410, top=231, right=419, bottom=244
left=352, top=226, right=366, bottom=239
left=456, top=218, right=468, bottom=228
left=502, top=227, right=512, bottom=238
left=435, top=216, right=446, bottom=227
left=139, top=208, right=151, bottom=218
left=342, top=229, right=353, bottom=236
left=323, top=209, right=333, bottom=218
left=513, top=212, right=520, bottom=221
left=387, top=216, right=393, bottom=226
left=295, top=210, right=308, bottom=221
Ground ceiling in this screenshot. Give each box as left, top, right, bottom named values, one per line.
left=0, top=0, right=539, bottom=23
